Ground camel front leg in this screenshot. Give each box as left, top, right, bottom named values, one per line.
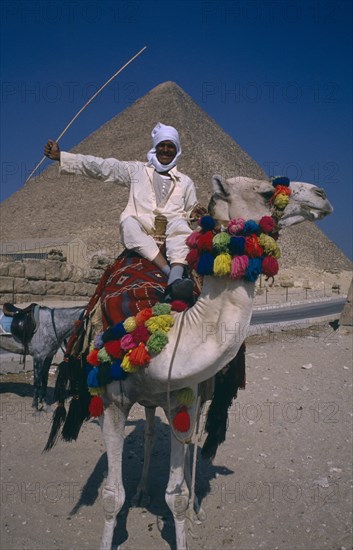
left=99, top=401, right=131, bottom=550
left=164, top=407, right=192, bottom=550
left=132, top=406, right=156, bottom=507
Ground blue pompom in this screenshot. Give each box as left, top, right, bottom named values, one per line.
left=229, top=236, right=245, bottom=255
left=245, top=258, right=263, bottom=282
left=199, top=215, right=216, bottom=232
left=197, top=252, right=214, bottom=275
left=243, top=220, right=259, bottom=235
left=87, top=367, right=100, bottom=388
left=103, top=322, right=127, bottom=342
left=272, top=176, right=290, bottom=187
left=110, top=360, right=127, bottom=381
left=85, top=364, right=93, bottom=376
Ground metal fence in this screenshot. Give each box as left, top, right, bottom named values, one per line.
left=255, top=285, right=342, bottom=305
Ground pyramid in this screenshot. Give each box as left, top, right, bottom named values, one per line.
left=1, top=81, right=351, bottom=272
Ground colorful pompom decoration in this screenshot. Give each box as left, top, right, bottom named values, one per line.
left=170, top=300, right=189, bottom=312
left=245, top=258, right=263, bottom=282
left=229, top=236, right=245, bottom=255
left=227, top=218, right=245, bottom=235
left=87, top=348, right=100, bottom=367
left=97, top=347, right=112, bottom=365
left=214, top=253, right=232, bottom=276
left=272, top=176, right=290, bottom=187
left=213, top=232, right=231, bottom=252
left=135, top=308, right=153, bottom=326
left=104, top=340, right=123, bottom=359
left=199, top=215, right=216, bottom=232
left=198, top=231, right=214, bottom=252
left=231, top=255, right=249, bottom=279
left=147, top=330, right=169, bottom=354
left=110, top=360, right=127, bottom=380
left=123, top=316, right=137, bottom=333
left=152, top=303, right=171, bottom=316
left=186, top=231, right=201, bottom=249
left=244, top=235, right=264, bottom=258
left=129, top=342, right=151, bottom=367
left=259, top=216, right=276, bottom=234
left=243, top=220, right=259, bottom=236
left=197, top=252, right=214, bottom=275
left=262, top=256, right=279, bottom=277
left=186, top=248, right=199, bottom=271
left=172, top=407, right=191, bottom=432
left=177, top=388, right=195, bottom=407
left=89, top=395, right=104, bottom=417
left=120, top=333, right=136, bottom=351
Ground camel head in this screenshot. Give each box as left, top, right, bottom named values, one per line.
left=209, top=175, right=333, bottom=228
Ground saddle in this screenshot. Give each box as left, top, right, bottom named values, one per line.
left=2, top=302, right=39, bottom=352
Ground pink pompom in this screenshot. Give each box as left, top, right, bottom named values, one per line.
left=259, top=216, right=276, bottom=234
left=120, top=334, right=135, bottom=351
left=227, top=218, right=245, bottom=235
left=186, top=231, right=201, bottom=249
left=262, top=256, right=279, bottom=277
left=231, top=255, right=249, bottom=279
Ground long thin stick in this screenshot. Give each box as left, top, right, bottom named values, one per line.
left=25, top=46, right=147, bottom=183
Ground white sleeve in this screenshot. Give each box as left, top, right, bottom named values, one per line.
left=184, top=177, right=198, bottom=215
left=59, top=151, right=133, bottom=186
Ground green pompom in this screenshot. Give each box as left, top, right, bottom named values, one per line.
left=152, top=303, right=172, bottom=316
left=213, top=232, right=231, bottom=252
left=147, top=331, right=168, bottom=354
left=177, top=387, right=195, bottom=406
left=98, top=348, right=112, bottom=365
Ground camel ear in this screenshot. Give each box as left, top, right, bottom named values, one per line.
left=211, top=175, right=230, bottom=200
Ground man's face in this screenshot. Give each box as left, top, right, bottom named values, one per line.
left=156, top=140, right=177, bottom=165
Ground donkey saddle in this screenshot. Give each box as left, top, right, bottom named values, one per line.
left=2, top=303, right=39, bottom=352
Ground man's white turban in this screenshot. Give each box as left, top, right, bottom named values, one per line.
left=147, top=122, right=181, bottom=172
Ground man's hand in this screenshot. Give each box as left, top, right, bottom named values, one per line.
left=190, top=203, right=208, bottom=220
left=44, top=140, right=60, bottom=161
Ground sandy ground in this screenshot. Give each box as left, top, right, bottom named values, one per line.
left=0, top=326, right=352, bottom=550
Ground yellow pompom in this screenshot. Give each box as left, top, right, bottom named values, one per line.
left=88, top=387, right=105, bottom=396
left=145, top=314, right=174, bottom=333
left=121, top=351, right=140, bottom=373
left=214, top=253, right=232, bottom=276
left=123, top=316, right=137, bottom=333
left=258, top=234, right=281, bottom=259
left=177, top=387, right=195, bottom=407
left=274, top=193, right=290, bottom=210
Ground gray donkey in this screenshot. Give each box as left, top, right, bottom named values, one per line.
left=0, top=305, right=85, bottom=409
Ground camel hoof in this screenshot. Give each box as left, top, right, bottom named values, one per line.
left=195, top=506, right=206, bottom=522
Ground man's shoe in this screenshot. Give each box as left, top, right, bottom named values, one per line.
left=163, top=278, right=194, bottom=303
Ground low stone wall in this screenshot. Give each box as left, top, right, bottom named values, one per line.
left=0, top=256, right=111, bottom=304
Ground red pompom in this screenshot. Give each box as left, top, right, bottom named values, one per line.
left=104, top=340, right=123, bottom=359
left=86, top=348, right=100, bottom=366
left=186, top=248, right=199, bottom=271
left=130, top=324, right=150, bottom=344
left=262, top=256, right=279, bottom=277
left=171, top=300, right=189, bottom=312
left=259, top=216, right=276, bottom=234
left=244, top=235, right=264, bottom=258
left=89, top=395, right=104, bottom=417
left=197, top=231, right=214, bottom=252
left=135, top=308, right=153, bottom=326
left=172, top=407, right=191, bottom=432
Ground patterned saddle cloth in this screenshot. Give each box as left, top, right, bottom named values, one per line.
left=100, top=253, right=168, bottom=328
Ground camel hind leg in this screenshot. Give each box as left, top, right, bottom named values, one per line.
left=99, top=400, right=131, bottom=550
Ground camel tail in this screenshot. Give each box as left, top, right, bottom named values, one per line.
left=201, top=342, right=246, bottom=461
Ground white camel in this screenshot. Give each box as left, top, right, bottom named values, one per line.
left=93, top=175, right=332, bottom=550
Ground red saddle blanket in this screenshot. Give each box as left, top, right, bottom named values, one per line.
left=93, top=255, right=168, bottom=329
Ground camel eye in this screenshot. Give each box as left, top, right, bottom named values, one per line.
left=314, top=188, right=326, bottom=200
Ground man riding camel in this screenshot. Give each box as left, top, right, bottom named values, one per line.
left=44, top=122, right=206, bottom=301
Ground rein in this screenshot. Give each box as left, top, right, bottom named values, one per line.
left=50, top=309, right=67, bottom=354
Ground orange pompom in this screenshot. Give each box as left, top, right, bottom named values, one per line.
left=244, top=235, right=264, bottom=258
left=87, top=348, right=100, bottom=366
left=129, top=342, right=151, bottom=367
left=135, top=308, right=153, bottom=326
left=104, top=340, right=123, bottom=359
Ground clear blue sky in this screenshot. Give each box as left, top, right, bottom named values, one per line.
left=1, top=0, right=352, bottom=260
